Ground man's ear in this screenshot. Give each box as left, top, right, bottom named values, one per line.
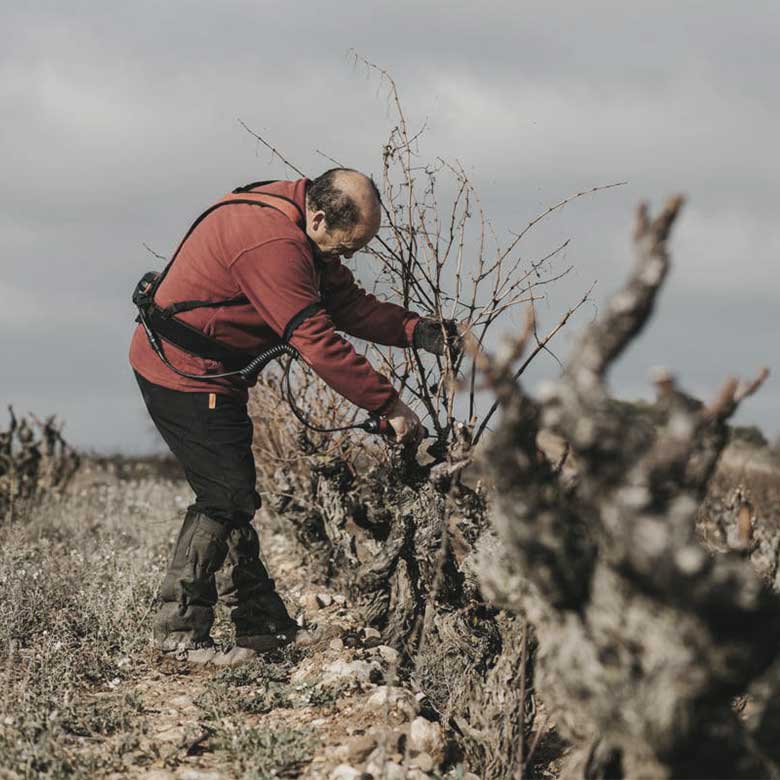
left=310, top=210, right=327, bottom=232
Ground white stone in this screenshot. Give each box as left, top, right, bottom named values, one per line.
left=411, top=751, right=434, bottom=772
left=329, top=765, right=361, bottom=780
left=343, top=733, right=377, bottom=763
left=366, top=686, right=420, bottom=717
left=376, top=645, right=400, bottom=665
left=366, top=761, right=404, bottom=780
left=364, top=627, right=381, bottom=640
left=176, top=771, right=222, bottom=780
left=317, top=592, right=334, bottom=607
left=408, top=716, right=444, bottom=757
left=321, top=659, right=377, bottom=685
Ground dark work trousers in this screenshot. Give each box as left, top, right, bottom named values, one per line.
left=134, top=372, right=261, bottom=526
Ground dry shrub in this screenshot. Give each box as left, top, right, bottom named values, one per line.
left=241, top=58, right=620, bottom=777
left=0, top=407, right=80, bottom=521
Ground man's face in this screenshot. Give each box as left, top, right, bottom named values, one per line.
left=307, top=208, right=381, bottom=261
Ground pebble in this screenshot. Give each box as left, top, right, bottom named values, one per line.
left=329, top=766, right=362, bottom=780
left=363, top=627, right=381, bottom=640
left=329, top=637, right=345, bottom=652
left=366, top=760, right=404, bottom=780
left=408, top=716, right=444, bottom=758
left=411, top=751, right=434, bottom=772
left=343, top=733, right=377, bottom=763
left=321, top=659, right=378, bottom=685
left=366, top=686, right=420, bottom=718
left=177, top=771, right=222, bottom=780
left=317, top=592, right=334, bottom=607
left=375, top=645, right=399, bottom=665
left=372, top=727, right=404, bottom=752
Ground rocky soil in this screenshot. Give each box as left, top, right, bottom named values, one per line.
left=2, top=439, right=778, bottom=780
left=0, top=463, right=487, bottom=780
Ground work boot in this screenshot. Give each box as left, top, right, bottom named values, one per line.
left=216, top=522, right=300, bottom=651
left=154, top=509, right=230, bottom=655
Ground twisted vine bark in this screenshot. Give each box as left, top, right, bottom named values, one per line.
left=476, top=197, right=777, bottom=779
left=267, top=430, right=533, bottom=777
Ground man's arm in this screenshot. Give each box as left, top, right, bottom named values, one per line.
left=321, top=259, right=420, bottom=347
left=230, top=239, right=401, bottom=415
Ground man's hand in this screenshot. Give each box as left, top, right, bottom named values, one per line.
left=384, top=397, right=423, bottom=445
left=413, top=318, right=464, bottom=363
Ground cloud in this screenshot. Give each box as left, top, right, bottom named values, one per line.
left=0, top=1, right=777, bottom=452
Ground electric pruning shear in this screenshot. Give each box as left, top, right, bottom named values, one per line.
left=359, top=415, right=429, bottom=442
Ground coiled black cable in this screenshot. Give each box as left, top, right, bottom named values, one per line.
left=139, top=310, right=298, bottom=382
left=238, top=342, right=299, bottom=382
left=140, top=310, right=373, bottom=435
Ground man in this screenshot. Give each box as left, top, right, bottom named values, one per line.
left=130, top=168, right=454, bottom=664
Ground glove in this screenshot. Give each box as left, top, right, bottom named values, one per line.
left=413, top=318, right=462, bottom=361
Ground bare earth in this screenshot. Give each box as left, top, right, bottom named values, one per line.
left=0, top=465, right=468, bottom=780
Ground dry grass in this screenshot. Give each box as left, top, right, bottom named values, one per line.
left=0, top=475, right=336, bottom=779
left=0, top=467, right=489, bottom=779
left=3, top=424, right=777, bottom=780
left=0, top=478, right=177, bottom=778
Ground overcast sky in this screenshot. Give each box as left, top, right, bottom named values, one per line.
left=1, top=1, right=778, bottom=454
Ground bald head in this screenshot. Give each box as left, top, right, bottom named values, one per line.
left=305, top=168, right=382, bottom=260
left=335, top=169, right=382, bottom=228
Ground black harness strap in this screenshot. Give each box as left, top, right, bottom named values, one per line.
left=252, top=192, right=305, bottom=220
left=282, top=302, right=325, bottom=343
left=163, top=295, right=249, bottom=316
left=232, top=179, right=277, bottom=193
left=146, top=307, right=255, bottom=370
left=232, top=180, right=306, bottom=220
left=136, top=180, right=326, bottom=376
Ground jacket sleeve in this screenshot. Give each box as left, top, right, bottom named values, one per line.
left=322, top=259, right=420, bottom=347
left=230, top=239, right=399, bottom=414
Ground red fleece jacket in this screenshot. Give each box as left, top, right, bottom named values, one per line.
left=129, top=179, right=420, bottom=413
